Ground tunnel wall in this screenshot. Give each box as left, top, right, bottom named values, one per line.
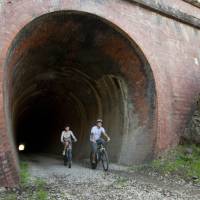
left=0, top=0, right=200, bottom=186
left=5, top=11, right=156, bottom=164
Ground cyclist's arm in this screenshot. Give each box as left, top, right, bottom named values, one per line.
left=102, top=131, right=110, bottom=141
left=61, top=131, right=64, bottom=143
left=70, top=131, right=77, bottom=142
left=90, top=132, right=96, bottom=143
left=91, top=127, right=96, bottom=143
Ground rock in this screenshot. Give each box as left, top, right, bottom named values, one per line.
left=192, top=176, right=198, bottom=180
left=185, top=147, right=193, bottom=154
left=0, top=187, right=6, bottom=192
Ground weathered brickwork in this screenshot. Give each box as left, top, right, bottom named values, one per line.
left=0, top=0, right=200, bottom=186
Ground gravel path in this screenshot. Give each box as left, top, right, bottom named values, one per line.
left=1, top=154, right=200, bottom=200
left=26, top=154, right=200, bottom=200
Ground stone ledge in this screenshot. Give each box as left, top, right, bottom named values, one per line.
left=183, top=0, right=200, bottom=8
left=126, top=0, right=200, bottom=29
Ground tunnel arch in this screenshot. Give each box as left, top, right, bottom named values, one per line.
left=3, top=10, right=157, bottom=165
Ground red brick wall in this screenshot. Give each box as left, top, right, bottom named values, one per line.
left=0, top=0, right=200, bottom=186
left=0, top=67, right=19, bottom=187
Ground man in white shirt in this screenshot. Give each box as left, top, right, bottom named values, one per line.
left=61, top=126, right=77, bottom=156
left=90, top=119, right=110, bottom=163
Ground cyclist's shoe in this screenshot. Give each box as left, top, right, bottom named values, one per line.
left=62, top=150, right=65, bottom=156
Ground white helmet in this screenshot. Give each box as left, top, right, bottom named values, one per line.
left=96, top=119, right=103, bottom=123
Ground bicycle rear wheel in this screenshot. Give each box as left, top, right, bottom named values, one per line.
left=101, top=150, right=109, bottom=171
left=64, top=154, right=68, bottom=166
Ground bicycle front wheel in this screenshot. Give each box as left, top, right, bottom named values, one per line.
left=63, top=152, right=68, bottom=166
left=68, top=161, right=72, bottom=168
left=101, top=150, right=109, bottom=171
left=67, top=149, right=72, bottom=168
left=90, top=152, right=97, bottom=169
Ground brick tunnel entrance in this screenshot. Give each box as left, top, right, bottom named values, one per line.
left=4, top=11, right=156, bottom=165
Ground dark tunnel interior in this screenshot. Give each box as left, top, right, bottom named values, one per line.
left=4, top=11, right=156, bottom=164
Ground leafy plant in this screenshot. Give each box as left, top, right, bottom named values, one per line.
left=5, top=193, right=17, bottom=200
left=19, top=161, right=30, bottom=186
left=130, top=144, right=200, bottom=183
left=150, top=144, right=200, bottom=182
left=35, top=189, right=48, bottom=200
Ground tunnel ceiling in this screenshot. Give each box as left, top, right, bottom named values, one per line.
left=4, top=11, right=156, bottom=163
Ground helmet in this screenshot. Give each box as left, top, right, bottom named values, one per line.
left=96, top=119, right=103, bottom=123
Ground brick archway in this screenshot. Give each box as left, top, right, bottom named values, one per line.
left=2, top=0, right=199, bottom=187
left=0, top=1, right=158, bottom=187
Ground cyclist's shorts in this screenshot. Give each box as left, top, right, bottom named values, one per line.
left=90, top=141, right=97, bottom=153
left=90, top=138, right=105, bottom=153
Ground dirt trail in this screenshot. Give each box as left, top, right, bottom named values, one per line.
left=21, top=154, right=200, bottom=200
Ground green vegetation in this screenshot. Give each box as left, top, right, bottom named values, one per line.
left=35, top=188, right=48, bottom=200
left=19, top=162, right=48, bottom=199
left=154, top=144, right=200, bottom=179
left=4, top=193, right=17, bottom=200
left=34, top=178, right=48, bottom=200
left=19, top=161, right=30, bottom=186
left=1, top=162, right=48, bottom=200
left=115, top=176, right=128, bottom=188
left=35, top=177, right=46, bottom=188
left=143, top=144, right=200, bottom=183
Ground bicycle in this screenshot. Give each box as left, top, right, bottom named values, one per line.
left=90, top=140, right=109, bottom=171
left=63, top=142, right=73, bottom=168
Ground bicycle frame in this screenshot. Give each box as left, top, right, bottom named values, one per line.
left=65, top=147, right=72, bottom=160
left=96, top=144, right=105, bottom=162
left=63, top=141, right=73, bottom=168
left=90, top=140, right=109, bottom=171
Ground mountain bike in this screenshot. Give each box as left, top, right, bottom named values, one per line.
left=90, top=140, right=109, bottom=171
left=63, top=142, right=73, bottom=168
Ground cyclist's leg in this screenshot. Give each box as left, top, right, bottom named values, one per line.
left=63, top=140, right=69, bottom=155
left=90, top=141, right=97, bottom=163
left=68, top=148, right=72, bottom=161
left=66, top=141, right=71, bottom=150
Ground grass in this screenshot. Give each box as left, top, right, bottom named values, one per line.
left=34, top=178, right=48, bottom=200
left=115, top=176, right=128, bottom=188
left=1, top=162, right=48, bottom=200
left=147, top=144, right=200, bottom=182
left=35, top=188, right=48, bottom=200
left=4, top=193, right=17, bottom=200
left=129, top=144, right=200, bottom=183
left=19, top=162, right=48, bottom=199
left=35, top=178, right=46, bottom=188
left=19, top=161, right=30, bottom=186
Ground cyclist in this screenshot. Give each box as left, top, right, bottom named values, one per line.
left=61, top=126, right=77, bottom=156
left=90, top=119, right=110, bottom=163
